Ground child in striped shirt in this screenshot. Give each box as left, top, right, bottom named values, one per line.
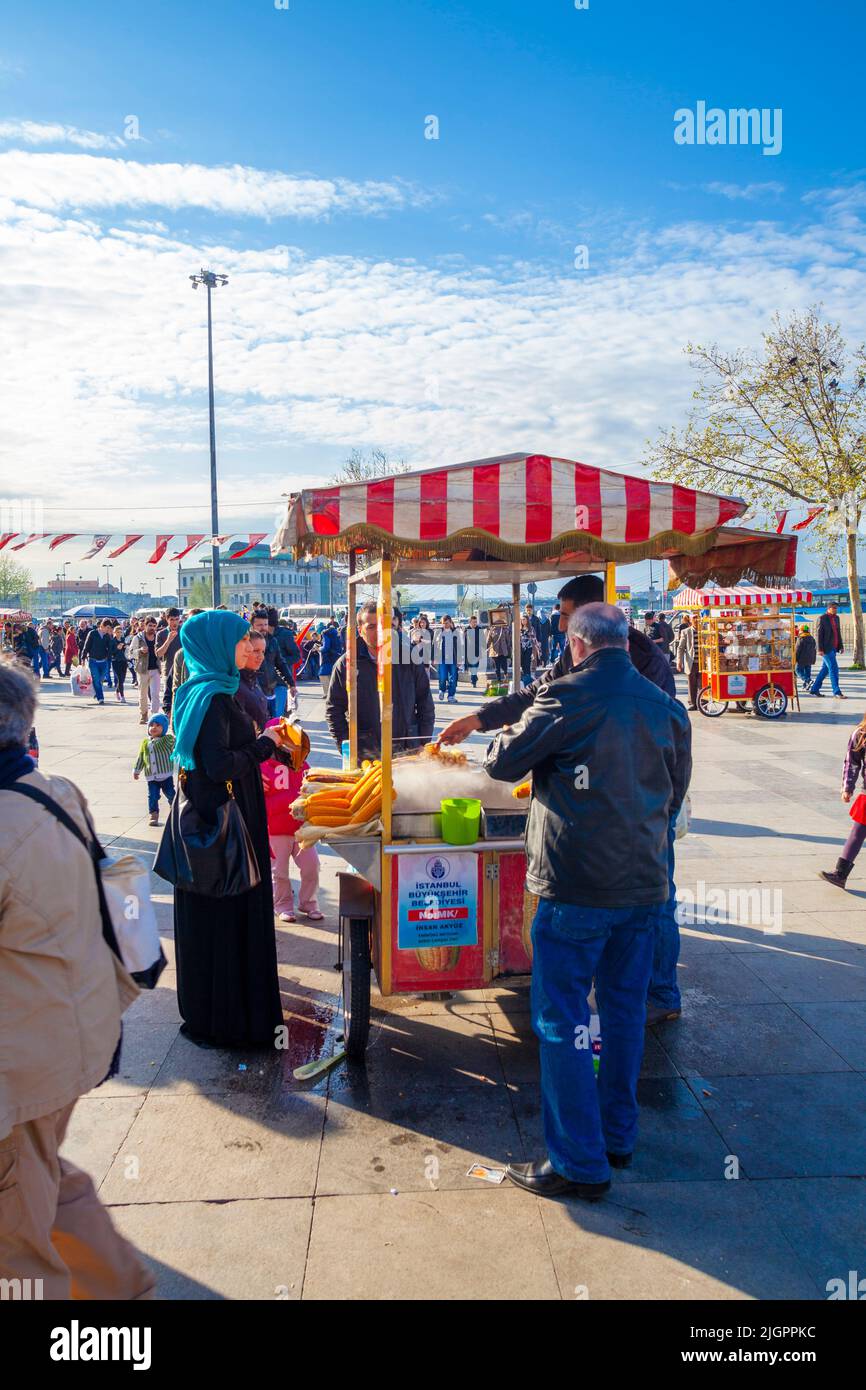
left=133, top=713, right=176, bottom=826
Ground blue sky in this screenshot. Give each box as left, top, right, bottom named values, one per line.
left=2, top=0, right=865, bottom=591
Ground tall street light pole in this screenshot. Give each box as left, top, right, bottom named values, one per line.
left=190, top=268, right=228, bottom=605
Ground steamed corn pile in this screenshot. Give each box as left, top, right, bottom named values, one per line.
left=292, top=761, right=395, bottom=829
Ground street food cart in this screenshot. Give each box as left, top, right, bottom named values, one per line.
left=673, top=585, right=812, bottom=719
left=274, top=452, right=799, bottom=1056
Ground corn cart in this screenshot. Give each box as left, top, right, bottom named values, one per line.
left=274, top=452, right=799, bottom=1056
left=673, top=585, right=812, bottom=719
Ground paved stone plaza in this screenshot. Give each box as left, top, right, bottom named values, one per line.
left=38, top=664, right=866, bottom=1300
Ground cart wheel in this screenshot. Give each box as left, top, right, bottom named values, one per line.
left=753, top=684, right=788, bottom=719
left=341, top=917, right=372, bottom=1060
left=697, top=686, right=729, bottom=717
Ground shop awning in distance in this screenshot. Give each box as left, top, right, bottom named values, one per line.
left=673, top=584, right=813, bottom=609
left=274, top=452, right=798, bottom=586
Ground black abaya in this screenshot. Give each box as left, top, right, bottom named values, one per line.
left=174, top=693, right=283, bottom=1047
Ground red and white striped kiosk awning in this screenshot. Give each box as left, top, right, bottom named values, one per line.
left=276, top=452, right=745, bottom=557
left=274, top=452, right=798, bottom=587
left=673, top=584, right=812, bottom=608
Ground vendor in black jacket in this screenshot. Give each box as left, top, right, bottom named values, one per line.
left=439, top=573, right=675, bottom=750
left=485, top=602, right=692, bottom=1202
left=326, top=599, right=435, bottom=760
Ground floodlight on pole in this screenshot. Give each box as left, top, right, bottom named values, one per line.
left=190, top=268, right=229, bottom=605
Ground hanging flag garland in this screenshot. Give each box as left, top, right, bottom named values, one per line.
left=147, top=535, right=173, bottom=564
left=793, top=506, right=824, bottom=532
left=168, top=534, right=205, bottom=562
left=10, top=533, right=49, bottom=551
left=48, top=534, right=78, bottom=551
left=225, top=532, right=267, bottom=560
left=82, top=535, right=111, bottom=559
left=0, top=533, right=20, bottom=550
left=108, top=534, right=145, bottom=558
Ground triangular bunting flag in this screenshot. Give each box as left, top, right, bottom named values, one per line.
left=0, top=533, right=20, bottom=551
left=227, top=533, right=267, bottom=561
left=48, top=534, right=78, bottom=551
left=793, top=506, right=824, bottom=532
left=168, top=534, right=206, bottom=562
left=82, top=535, right=111, bottom=559
left=11, top=532, right=49, bottom=551
left=108, top=535, right=145, bottom=558
left=774, top=509, right=789, bottom=534
left=148, top=534, right=173, bottom=564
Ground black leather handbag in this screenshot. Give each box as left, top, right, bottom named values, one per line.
left=154, top=776, right=261, bottom=898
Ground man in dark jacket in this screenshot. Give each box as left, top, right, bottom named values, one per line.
left=270, top=609, right=300, bottom=713
left=439, top=572, right=683, bottom=1023
left=810, top=604, right=846, bottom=698
left=251, top=612, right=294, bottom=717
left=485, top=603, right=692, bottom=1201
left=80, top=619, right=115, bottom=705
left=326, top=600, right=435, bottom=759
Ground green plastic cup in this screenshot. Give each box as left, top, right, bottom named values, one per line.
left=440, top=797, right=482, bottom=845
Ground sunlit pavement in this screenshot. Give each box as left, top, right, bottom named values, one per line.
left=36, top=663, right=866, bottom=1300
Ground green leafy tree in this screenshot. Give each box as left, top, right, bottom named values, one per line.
left=186, top=576, right=213, bottom=608
left=0, top=555, right=34, bottom=608
left=646, top=308, right=866, bottom=665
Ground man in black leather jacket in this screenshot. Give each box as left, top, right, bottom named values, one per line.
left=484, top=603, right=692, bottom=1201
left=326, top=600, right=435, bottom=760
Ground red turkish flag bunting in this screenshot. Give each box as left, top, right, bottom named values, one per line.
left=82, top=535, right=111, bottom=559
left=10, top=532, right=49, bottom=551
left=793, top=506, right=823, bottom=532
left=227, top=533, right=268, bottom=560
left=48, top=534, right=77, bottom=551
left=774, top=510, right=789, bottom=534
left=148, top=535, right=173, bottom=564
left=0, top=533, right=20, bottom=550
left=168, top=534, right=205, bottom=562
left=108, top=534, right=144, bottom=558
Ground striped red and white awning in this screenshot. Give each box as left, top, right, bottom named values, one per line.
left=275, top=453, right=746, bottom=557
left=674, top=584, right=812, bottom=608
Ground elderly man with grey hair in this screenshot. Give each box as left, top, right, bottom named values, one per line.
left=0, top=661, right=154, bottom=1299
left=485, top=604, right=692, bottom=1201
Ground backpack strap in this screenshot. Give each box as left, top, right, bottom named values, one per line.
left=4, top=782, right=122, bottom=960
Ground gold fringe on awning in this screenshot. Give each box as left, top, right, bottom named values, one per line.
left=293, top=523, right=725, bottom=565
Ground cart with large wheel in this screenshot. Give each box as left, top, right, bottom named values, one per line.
left=274, top=453, right=800, bottom=1056
left=673, top=585, right=812, bottom=720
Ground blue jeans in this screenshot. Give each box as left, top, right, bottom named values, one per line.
left=147, top=776, right=175, bottom=814
left=796, top=664, right=812, bottom=686
left=531, top=898, right=657, bottom=1182
left=647, top=817, right=681, bottom=1012
left=89, top=658, right=110, bottom=703
left=271, top=683, right=289, bottom=719
left=438, top=661, right=458, bottom=697
left=32, top=649, right=50, bottom=678
left=810, top=649, right=840, bottom=695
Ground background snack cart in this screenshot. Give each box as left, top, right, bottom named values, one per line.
left=674, top=584, right=813, bottom=719
left=274, top=453, right=800, bottom=1056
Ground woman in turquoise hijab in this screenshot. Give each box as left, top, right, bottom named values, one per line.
left=171, top=610, right=286, bottom=1048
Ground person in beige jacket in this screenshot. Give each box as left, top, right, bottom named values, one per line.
left=0, top=661, right=155, bottom=1300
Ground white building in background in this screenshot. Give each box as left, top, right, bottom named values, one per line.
left=177, top=543, right=342, bottom=612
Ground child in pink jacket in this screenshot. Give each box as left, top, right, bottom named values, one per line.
left=261, top=722, right=322, bottom=923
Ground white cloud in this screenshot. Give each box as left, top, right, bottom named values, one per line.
left=0, top=119, right=126, bottom=150
left=1, top=156, right=865, bottom=586
left=0, top=150, right=431, bottom=219
left=702, top=181, right=785, bottom=200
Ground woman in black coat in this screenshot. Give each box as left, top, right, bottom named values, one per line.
left=170, top=611, right=288, bottom=1049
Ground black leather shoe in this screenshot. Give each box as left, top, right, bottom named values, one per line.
left=505, top=1158, right=610, bottom=1201
left=607, top=1151, right=632, bottom=1169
